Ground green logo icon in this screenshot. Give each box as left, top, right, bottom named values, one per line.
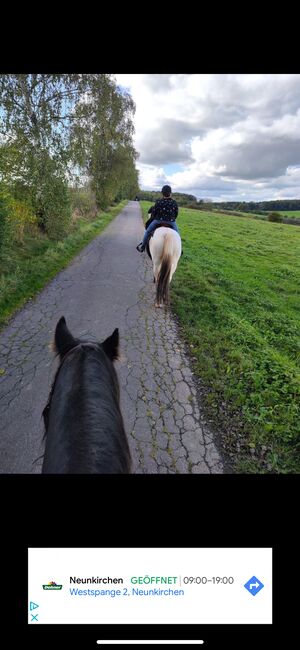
left=42, top=581, right=63, bottom=590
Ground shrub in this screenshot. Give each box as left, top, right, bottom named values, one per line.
left=0, top=186, right=10, bottom=253
left=36, top=175, right=71, bottom=239
left=6, top=197, right=37, bottom=242
left=69, top=186, right=97, bottom=220
left=267, top=212, right=283, bottom=223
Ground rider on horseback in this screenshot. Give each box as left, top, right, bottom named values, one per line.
left=136, top=185, right=179, bottom=252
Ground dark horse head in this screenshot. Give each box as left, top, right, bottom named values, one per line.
left=41, top=317, right=131, bottom=474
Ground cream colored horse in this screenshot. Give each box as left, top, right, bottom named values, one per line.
left=149, top=226, right=182, bottom=307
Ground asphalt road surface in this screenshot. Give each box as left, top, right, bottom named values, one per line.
left=0, top=201, right=224, bottom=473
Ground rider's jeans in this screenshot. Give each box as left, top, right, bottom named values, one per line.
left=141, top=220, right=179, bottom=248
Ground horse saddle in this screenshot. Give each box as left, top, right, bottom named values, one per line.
left=146, top=222, right=174, bottom=259
left=149, top=221, right=173, bottom=238
left=154, top=221, right=173, bottom=229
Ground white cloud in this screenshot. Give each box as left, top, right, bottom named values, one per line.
left=137, top=164, right=168, bottom=190
left=115, top=74, right=300, bottom=201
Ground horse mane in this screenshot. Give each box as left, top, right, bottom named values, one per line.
left=42, top=341, right=98, bottom=437
left=41, top=333, right=131, bottom=474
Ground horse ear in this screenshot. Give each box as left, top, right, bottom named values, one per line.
left=102, top=328, right=119, bottom=361
left=54, top=316, right=78, bottom=358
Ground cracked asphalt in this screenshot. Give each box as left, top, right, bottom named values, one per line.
left=0, top=201, right=224, bottom=473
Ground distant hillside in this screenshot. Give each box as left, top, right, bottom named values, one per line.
left=138, top=194, right=300, bottom=213
left=200, top=199, right=300, bottom=212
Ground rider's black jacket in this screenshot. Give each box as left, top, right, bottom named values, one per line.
left=145, top=198, right=178, bottom=228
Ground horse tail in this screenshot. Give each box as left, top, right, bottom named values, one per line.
left=156, top=231, right=173, bottom=304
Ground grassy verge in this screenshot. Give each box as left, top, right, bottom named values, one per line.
left=0, top=201, right=127, bottom=330
left=141, top=201, right=300, bottom=473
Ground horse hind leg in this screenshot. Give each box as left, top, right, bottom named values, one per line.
left=169, top=259, right=179, bottom=285
left=154, top=277, right=162, bottom=307
left=153, top=263, right=160, bottom=284
left=154, top=269, right=161, bottom=307
left=168, top=268, right=175, bottom=287
left=163, top=261, right=178, bottom=306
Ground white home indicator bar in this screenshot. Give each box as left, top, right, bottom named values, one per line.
left=96, top=642, right=204, bottom=645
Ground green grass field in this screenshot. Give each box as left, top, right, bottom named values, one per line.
left=0, top=201, right=127, bottom=331
left=141, top=201, right=300, bottom=473
left=277, top=210, right=300, bottom=218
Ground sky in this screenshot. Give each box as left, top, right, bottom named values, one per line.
left=114, top=74, right=300, bottom=202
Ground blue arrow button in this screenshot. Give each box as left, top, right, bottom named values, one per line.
left=244, top=576, right=264, bottom=596
left=30, top=602, right=39, bottom=610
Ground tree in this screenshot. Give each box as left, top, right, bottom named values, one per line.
left=0, top=74, right=85, bottom=232
left=0, top=74, right=83, bottom=176
left=0, top=74, right=138, bottom=232
left=70, top=76, right=138, bottom=209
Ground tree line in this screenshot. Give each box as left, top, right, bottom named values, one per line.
left=0, top=74, right=139, bottom=246
left=197, top=199, right=300, bottom=212
left=137, top=190, right=197, bottom=206
left=137, top=194, right=300, bottom=212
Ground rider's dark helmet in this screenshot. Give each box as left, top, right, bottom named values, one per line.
left=162, top=185, right=172, bottom=197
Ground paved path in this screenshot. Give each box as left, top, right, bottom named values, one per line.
left=0, top=201, right=224, bottom=473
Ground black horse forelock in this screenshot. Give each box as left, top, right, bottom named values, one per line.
left=41, top=341, right=131, bottom=473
